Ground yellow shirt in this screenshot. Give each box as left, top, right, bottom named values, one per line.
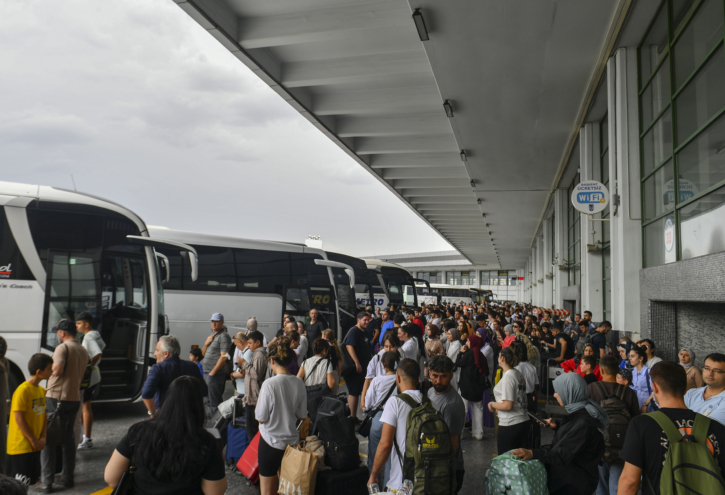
left=7, top=381, right=46, bottom=455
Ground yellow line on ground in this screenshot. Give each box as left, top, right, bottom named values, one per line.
left=90, top=487, right=113, bottom=495
left=359, top=453, right=368, bottom=458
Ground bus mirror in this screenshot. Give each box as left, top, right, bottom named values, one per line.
left=126, top=235, right=198, bottom=283
left=156, top=253, right=170, bottom=283
left=344, top=268, right=355, bottom=289
left=188, top=251, right=198, bottom=282
left=314, top=259, right=355, bottom=289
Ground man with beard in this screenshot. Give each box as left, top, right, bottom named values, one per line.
left=427, top=355, right=466, bottom=493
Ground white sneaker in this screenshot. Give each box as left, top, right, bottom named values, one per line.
left=78, top=438, right=93, bottom=450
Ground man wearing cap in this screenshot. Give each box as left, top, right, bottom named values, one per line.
left=201, top=313, right=232, bottom=411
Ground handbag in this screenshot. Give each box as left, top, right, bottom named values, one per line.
left=305, top=358, right=332, bottom=424
left=112, top=450, right=136, bottom=495
left=358, top=380, right=397, bottom=438
left=339, top=329, right=357, bottom=378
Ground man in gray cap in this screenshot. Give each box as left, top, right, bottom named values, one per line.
left=200, top=313, right=232, bottom=411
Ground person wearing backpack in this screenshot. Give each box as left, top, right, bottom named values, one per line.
left=617, top=361, right=725, bottom=495
left=587, top=356, right=640, bottom=495
left=367, top=358, right=456, bottom=494
left=512, top=372, right=607, bottom=495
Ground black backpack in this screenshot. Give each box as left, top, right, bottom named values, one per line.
left=594, top=382, right=632, bottom=463
left=315, top=397, right=360, bottom=471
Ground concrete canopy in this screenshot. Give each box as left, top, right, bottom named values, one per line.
left=174, top=0, right=624, bottom=268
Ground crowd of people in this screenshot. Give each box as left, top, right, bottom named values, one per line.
left=2, top=302, right=725, bottom=495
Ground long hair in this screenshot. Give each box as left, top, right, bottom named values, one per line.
left=322, top=329, right=341, bottom=362
left=129, top=376, right=210, bottom=481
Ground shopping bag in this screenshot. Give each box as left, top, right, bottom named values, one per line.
left=278, top=444, right=319, bottom=495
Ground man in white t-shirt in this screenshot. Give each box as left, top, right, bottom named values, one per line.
left=368, top=358, right=423, bottom=491
left=398, top=325, right=418, bottom=361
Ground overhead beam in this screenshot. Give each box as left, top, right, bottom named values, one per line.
left=369, top=152, right=461, bottom=168
left=390, top=178, right=469, bottom=189
left=313, top=86, right=441, bottom=115
left=356, top=135, right=458, bottom=154
left=282, top=50, right=429, bottom=87
left=337, top=114, right=451, bottom=137
left=237, top=1, right=412, bottom=49
left=381, top=167, right=469, bottom=180
left=410, top=197, right=474, bottom=204
left=401, top=187, right=472, bottom=197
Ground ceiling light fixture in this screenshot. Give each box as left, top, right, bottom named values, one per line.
left=482, top=213, right=486, bottom=218
left=443, top=100, right=454, bottom=118
left=470, top=179, right=476, bottom=188
left=477, top=198, right=482, bottom=204
left=460, top=150, right=467, bottom=162
left=717, top=143, right=725, bottom=155
left=412, top=9, right=430, bottom=41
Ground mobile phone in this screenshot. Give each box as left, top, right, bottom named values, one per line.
left=527, top=412, right=547, bottom=427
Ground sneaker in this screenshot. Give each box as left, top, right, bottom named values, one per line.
left=78, top=438, right=93, bottom=450
left=37, top=483, right=53, bottom=493
left=55, top=479, right=74, bottom=490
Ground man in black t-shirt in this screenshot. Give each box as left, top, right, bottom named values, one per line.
left=618, top=361, right=725, bottom=495
left=343, top=312, right=373, bottom=421
left=305, top=309, right=326, bottom=358
left=543, top=324, right=574, bottom=362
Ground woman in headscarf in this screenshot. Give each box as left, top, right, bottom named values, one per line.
left=617, top=339, right=634, bottom=369
left=446, top=327, right=462, bottom=385
left=680, top=348, right=703, bottom=392
left=455, top=334, right=489, bottom=440
left=424, top=324, right=445, bottom=360
left=512, top=373, right=606, bottom=495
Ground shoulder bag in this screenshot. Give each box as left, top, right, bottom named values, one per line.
left=358, top=380, right=397, bottom=438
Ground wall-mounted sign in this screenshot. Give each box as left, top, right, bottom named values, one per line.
left=571, top=181, right=609, bottom=214
left=664, top=217, right=675, bottom=253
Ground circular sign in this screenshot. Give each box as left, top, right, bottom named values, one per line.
left=570, top=181, right=609, bottom=214
left=664, top=217, right=675, bottom=252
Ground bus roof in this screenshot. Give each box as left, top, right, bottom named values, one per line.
left=0, top=180, right=148, bottom=234
left=361, top=258, right=412, bottom=275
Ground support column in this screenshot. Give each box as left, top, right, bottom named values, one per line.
left=609, top=48, right=642, bottom=337
left=543, top=217, right=554, bottom=308
left=536, top=235, right=545, bottom=306
left=580, top=123, right=604, bottom=320
left=531, top=246, right=538, bottom=306
left=554, top=189, right=568, bottom=309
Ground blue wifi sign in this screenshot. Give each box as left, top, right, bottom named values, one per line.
left=571, top=181, right=609, bottom=214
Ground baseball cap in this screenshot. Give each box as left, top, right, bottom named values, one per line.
left=210, top=313, right=224, bottom=322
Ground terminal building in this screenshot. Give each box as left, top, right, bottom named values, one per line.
left=175, top=0, right=725, bottom=363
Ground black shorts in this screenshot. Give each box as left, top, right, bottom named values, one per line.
left=83, top=384, right=99, bottom=403
left=258, top=434, right=287, bottom=477
left=345, top=372, right=365, bottom=396
left=7, top=451, right=41, bottom=486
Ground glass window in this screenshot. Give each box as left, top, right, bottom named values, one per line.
left=674, top=45, right=725, bottom=143
left=639, top=3, right=670, bottom=85
left=680, top=184, right=725, bottom=259
left=0, top=209, right=34, bottom=280
left=460, top=271, right=475, bottom=285
left=673, top=0, right=724, bottom=89
left=185, top=246, right=236, bottom=291
left=236, top=249, right=290, bottom=293
left=644, top=215, right=678, bottom=267
left=642, top=108, right=674, bottom=175
left=677, top=113, right=725, bottom=193
left=644, top=160, right=675, bottom=220
left=641, top=60, right=672, bottom=128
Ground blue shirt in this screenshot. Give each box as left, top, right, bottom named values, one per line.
left=378, top=321, right=396, bottom=344
left=197, top=362, right=204, bottom=376
left=142, top=356, right=208, bottom=409
left=685, top=386, right=725, bottom=427
left=630, top=365, right=651, bottom=408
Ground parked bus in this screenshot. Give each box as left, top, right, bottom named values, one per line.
left=412, top=285, right=494, bottom=306
left=0, top=181, right=196, bottom=400
left=148, top=228, right=368, bottom=351
left=359, top=259, right=429, bottom=309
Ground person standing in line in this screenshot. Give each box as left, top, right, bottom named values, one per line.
left=591, top=321, right=612, bottom=358
left=489, top=348, right=529, bottom=454
left=305, top=309, right=325, bottom=358
left=321, top=329, right=342, bottom=396
left=230, top=333, right=250, bottom=396
left=456, top=334, right=488, bottom=440
left=565, top=314, right=581, bottom=335
left=240, top=331, right=267, bottom=440
left=344, top=312, right=374, bottom=421
left=360, top=333, right=404, bottom=412
left=685, top=352, right=725, bottom=426
left=640, top=340, right=661, bottom=369
left=189, top=348, right=204, bottom=376
left=255, top=338, right=307, bottom=495
left=618, top=361, right=725, bottom=495
left=39, top=319, right=89, bottom=493
left=363, top=351, right=400, bottom=489
left=366, top=306, right=382, bottom=349
left=428, top=356, right=466, bottom=493
left=398, top=324, right=418, bottom=362
left=293, top=325, right=308, bottom=368
left=200, top=313, right=232, bottom=412
left=76, top=312, right=105, bottom=450
left=378, top=309, right=396, bottom=346
left=679, top=348, right=703, bottom=392
left=142, top=335, right=207, bottom=415
left=587, top=355, right=640, bottom=495
left=6, top=354, right=52, bottom=488
left=367, top=359, right=424, bottom=491
left=446, top=327, right=463, bottom=386
left=628, top=346, right=652, bottom=412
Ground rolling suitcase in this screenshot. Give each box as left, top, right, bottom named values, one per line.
left=314, top=466, right=369, bottom=495
left=226, top=421, right=249, bottom=466
left=236, top=431, right=260, bottom=486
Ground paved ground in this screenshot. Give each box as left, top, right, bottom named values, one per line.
left=29, top=386, right=554, bottom=495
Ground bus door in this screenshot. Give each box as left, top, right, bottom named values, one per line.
left=413, top=278, right=434, bottom=305
left=283, top=284, right=338, bottom=334
left=43, top=250, right=150, bottom=401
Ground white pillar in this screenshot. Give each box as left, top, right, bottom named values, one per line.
left=609, top=48, right=643, bottom=336
left=580, top=123, right=604, bottom=320
left=536, top=235, right=545, bottom=306
left=554, top=189, right=568, bottom=309
left=543, top=217, right=554, bottom=308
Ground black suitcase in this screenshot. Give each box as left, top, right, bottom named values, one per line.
left=315, top=466, right=369, bottom=495
left=206, top=409, right=232, bottom=448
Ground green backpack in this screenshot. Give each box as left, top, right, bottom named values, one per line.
left=484, top=452, right=548, bottom=495
left=392, top=394, right=456, bottom=495
left=646, top=411, right=725, bottom=495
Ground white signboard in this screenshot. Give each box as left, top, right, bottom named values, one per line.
left=571, top=181, right=609, bottom=214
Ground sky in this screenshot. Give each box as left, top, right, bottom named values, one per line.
left=0, top=0, right=453, bottom=257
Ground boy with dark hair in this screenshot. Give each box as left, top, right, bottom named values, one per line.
left=618, top=361, right=725, bottom=494
left=7, top=353, right=53, bottom=487
left=580, top=355, right=598, bottom=385
left=189, top=347, right=204, bottom=375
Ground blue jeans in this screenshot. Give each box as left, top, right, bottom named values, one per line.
left=597, top=462, right=624, bottom=495
left=368, top=410, right=391, bottom=488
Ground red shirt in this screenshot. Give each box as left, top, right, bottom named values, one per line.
left=502, top=335, right=516, bottom=348
left=561, top=358, right=603, bottom=381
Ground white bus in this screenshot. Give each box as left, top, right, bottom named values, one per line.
left=412, top=285, right=495, bottom=306
left=358, top=259, right=429, bottom=309
left=147, top=228, right=369, bottom=352
left=0, top=181, right=196, bottom=400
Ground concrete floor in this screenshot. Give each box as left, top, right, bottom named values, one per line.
left=29, top=385, right=554, bottom=495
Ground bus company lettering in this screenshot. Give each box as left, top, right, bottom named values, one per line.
left=311, top=294, right=331, bottom=305
left=0, top=284, right=33, bottom=289
left=0, top=263, right=11, bottom=278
